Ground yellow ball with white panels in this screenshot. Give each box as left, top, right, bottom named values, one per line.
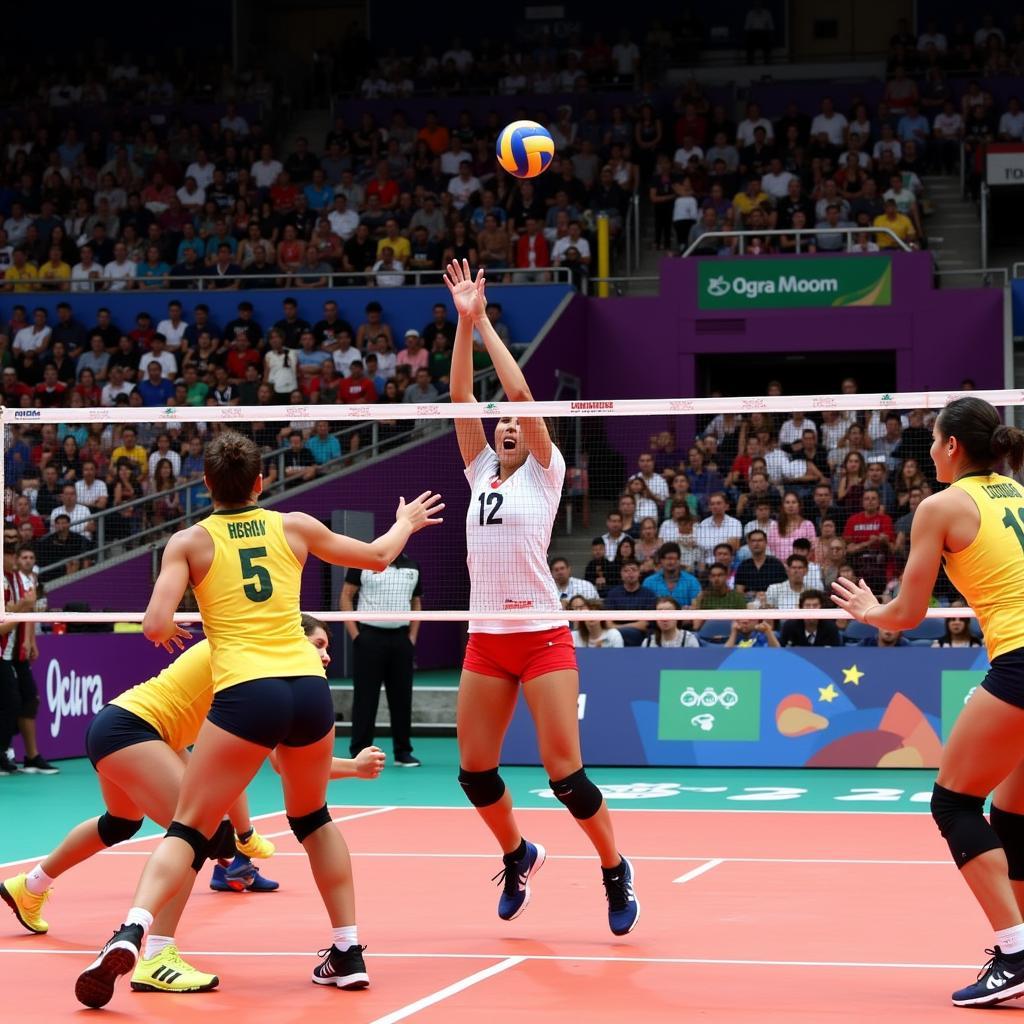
left=496, top=120, right=556, bottom=179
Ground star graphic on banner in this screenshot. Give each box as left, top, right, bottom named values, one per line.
left=842, top=665, right=864, bottom=686
left=818, top=684, right=839, bottom=704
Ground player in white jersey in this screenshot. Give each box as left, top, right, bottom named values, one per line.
left=445, top=260, right=639, bottom=936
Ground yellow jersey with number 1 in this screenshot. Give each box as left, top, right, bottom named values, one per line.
left=944, top=472, right=1024, bottom=662
left=193, top=506, right=325, bottom=691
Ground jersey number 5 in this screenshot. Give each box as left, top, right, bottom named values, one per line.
left=477, top=492, right=504, bottom=526
left=239, top=546, right=273, bottom=603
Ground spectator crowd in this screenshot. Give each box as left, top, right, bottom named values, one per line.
left=548, top=376, right=983, bottom=649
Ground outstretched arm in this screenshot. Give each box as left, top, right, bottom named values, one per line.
left=285, top=491, right=444, bottom=572
left=472, top=272, right=552, bottom=467
left=444, top=259, right=487, bottom=466
left=832, top=497, right=944, bottom=630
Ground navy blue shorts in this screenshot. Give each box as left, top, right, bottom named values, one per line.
left=206, top=676, right=334, bottom=749
left=85, top=705, right=163, bottom=768
left=981, top=649, right=1024, bottom=709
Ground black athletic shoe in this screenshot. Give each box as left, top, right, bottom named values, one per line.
left=952, top=946, right=1024, bottom=1007
left=0, top=755, right=16, bottom=776
left=75, top=923, right=143, bottom=1008
left=602, top=857, right=640, bottom=936
left=394, top=754, right=421, bottom=767
left=311, top=944, right=369, bottom=989
left=20, top=755, right=59, bottom=775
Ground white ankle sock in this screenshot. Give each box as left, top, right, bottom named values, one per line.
left=332, top=925, right=358, bottom=950
left=144, top=934, right=174, bottom=959
left=124, top=907, right=154, bottom=934
left=25, top=865, right=54, bottom=895
left=996, top=924, right=1024, bottom=955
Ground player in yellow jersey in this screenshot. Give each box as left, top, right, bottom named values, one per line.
left=76, top=431, right=442, bottom=1008
left=4, top=615, right=384, bottom=995
left=833, top=397, right=1024, bottom=1008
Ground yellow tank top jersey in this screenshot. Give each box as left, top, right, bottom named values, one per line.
left=944, top=472, right=1024, bottom=662
left=193, top=506, right=324, bottom=691
left=109, top=640, right=214, bottom=751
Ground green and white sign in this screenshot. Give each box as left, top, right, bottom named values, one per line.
left=940, top=670, right=987, bottom=741
left=658, top=670, right=761, bottom=742
left=698, top=256, right=892, bottom=310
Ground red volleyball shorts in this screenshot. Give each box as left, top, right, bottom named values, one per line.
left=463, top=626, right=578, bottom=683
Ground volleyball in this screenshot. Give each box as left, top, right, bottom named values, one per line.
left=496, top=120, right=555, bottom=178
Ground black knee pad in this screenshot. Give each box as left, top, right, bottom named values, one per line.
left=550, top=768, right=603, bottom=820
left=931, top=783, right=1002, bottom=869
left=990, top=805, right=1024, bottom=880
left=166, top=820, right=212, bottom=872
left=96, top=812, right=143, bottom=848
left=207, top=819, right=236, bottom=861
left=458, top=767, right=506, bottom=808
left=288, top=804, right=332, bottom=844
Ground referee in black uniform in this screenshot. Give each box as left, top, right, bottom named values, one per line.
left=342, top=554, right=423, bottom=767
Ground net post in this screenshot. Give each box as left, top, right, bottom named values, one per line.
left=0, top=404, right=4, bottom=623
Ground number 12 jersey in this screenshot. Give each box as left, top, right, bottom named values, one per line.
left=464, top=444, right=568, bottom=635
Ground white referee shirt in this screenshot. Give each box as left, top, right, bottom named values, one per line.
left=345, top=555, right=422, bottom=628
left=465, top=444, right=567, bottom=634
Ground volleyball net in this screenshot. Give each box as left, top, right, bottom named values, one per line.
left=3, top=388, right=1021, bottom=631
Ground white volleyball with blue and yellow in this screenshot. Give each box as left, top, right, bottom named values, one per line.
left=496, top=120, right=555, bottom=179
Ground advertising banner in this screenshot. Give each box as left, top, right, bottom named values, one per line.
left=9, top=634, right=181, bottom=761
left=985, top=144, right=1024, bottom=185
left=697, top=255, right=892, bottom=310
left=502, top=647, right=989, bottom=767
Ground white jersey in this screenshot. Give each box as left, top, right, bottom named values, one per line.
left=464, top=443, right=567, bottom=634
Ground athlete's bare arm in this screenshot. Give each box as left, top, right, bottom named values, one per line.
left=142, top=528, right=206, bottom=651
left=284, top=493, right=444, bottom=572
left=832, top=488, right=974, bottom=628
left=446, top=259, right=487, bottom=467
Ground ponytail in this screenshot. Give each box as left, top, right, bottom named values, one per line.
left=204, top=429, right=261, bottom=504
left=991, top=424, right=1024, bottom=473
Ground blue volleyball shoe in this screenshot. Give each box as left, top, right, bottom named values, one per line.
left=952, top=947, right=1024, bottom=1007
left=210, top=855, right=279, bottom=893
left=602, top=857, right=639, bottom=936
left=493, top=841, right=546, bottom=921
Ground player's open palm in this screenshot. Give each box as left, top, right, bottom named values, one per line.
left=396, top=490, right=445, bottom=532
left=444, top=259, right=486, bottom=319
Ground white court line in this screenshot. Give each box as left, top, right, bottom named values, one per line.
left=0, top=948, right=979, bottom=971
left=673, top=858, right=724, bottom=884
left=97, top=851, right=953, bottom=867
left=0, top=802, right=935, bottom=870
left=367, top=956, right=525, bottom=1024
left=0, top=806, right=291, bottom=871
left=260, top=806, right=396, bottom=839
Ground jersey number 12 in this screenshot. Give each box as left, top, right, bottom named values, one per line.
left=477, top=492, right=503, bottom=526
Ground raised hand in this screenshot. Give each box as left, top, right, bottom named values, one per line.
left=396, top=490, right=445, bottom=532
left=443, top=259, right=486, bottom=320
left=830, top=575, right=879, bottom=622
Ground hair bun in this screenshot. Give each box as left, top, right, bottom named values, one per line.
left=992, top=424, right=1024, bottom=473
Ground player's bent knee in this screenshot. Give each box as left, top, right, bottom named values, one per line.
left=96, top=812, right=144, bottom=848
left=207, top=819, right=236, bottom=861
left=550, top=768, right=603, bottom=820
left=990, top=805, right=1024, bottom=880
left=166, top=820, right=212, bottom=872
left=288, top=804, right=332, bottom=843
left=931, top=783, right=1002, bottom=869
left=458, top=767, right=506, bottom=808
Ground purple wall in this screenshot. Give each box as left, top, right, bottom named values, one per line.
left=583, top=251, right=1003, bottom=466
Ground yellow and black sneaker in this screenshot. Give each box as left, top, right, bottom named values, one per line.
left=130, top=944, right=219, bottom=994
left=0, top=873, right=50, bottom=933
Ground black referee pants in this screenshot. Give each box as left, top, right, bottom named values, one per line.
left=0, top=662, right=19, bottom=752
left=350, top=625, right=414, bottom=759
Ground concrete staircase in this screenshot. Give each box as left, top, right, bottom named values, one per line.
left=922, top=173, right=984, bottom=287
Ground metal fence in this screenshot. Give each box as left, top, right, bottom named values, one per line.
left=679, top=226, right=911, bottom=257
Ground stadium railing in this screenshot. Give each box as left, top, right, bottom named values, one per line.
left=680, top=226, right=912, bottom=257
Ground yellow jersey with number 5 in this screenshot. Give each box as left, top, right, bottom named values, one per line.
left=944, top=472, right=1024, bottom=661
left=194, top=506, right=325, bottom=691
